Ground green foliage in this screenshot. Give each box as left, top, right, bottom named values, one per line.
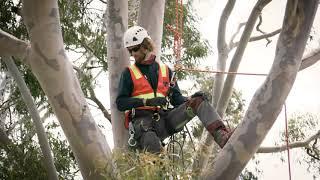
left=58, top=0, right=108, bottom=70
left=162, top=0, right=211, bottom=79
left=0, top=120, right=78, bottom=180
left=240, top=169, right=258, bottom=180
left=0, top=1, right=45, bottom=117
left=282, top=113, right=320, bottom=178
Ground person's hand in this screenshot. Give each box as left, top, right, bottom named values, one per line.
left=146, top=97, right=167, bottom=106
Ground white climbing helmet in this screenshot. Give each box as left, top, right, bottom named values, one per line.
left=123, top=26, right=151, bottom=48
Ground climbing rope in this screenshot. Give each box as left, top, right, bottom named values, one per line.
left=284, top=103, right=292, bottom=180
left=165, top=1, right=293, bottom=180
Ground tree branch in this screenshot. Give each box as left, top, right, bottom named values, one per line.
left=299, top=49, right=320, bottom=71
left=230, top=29, right=281, bottom=49
left=217, top=0, right=272, bottom=117
left=256, top=15, right=272, bottom=46
left=98, top=0, right=107, bottom=4
left=257, top=130, right=320, bottom=153
left=229, top=22, right=246, bottom=49
left=0, top=29, right=30, bottom=60
left=73, top=65, right=111, bottom=123
left=88, top=87, right=111, bottom=122
left=3, top=56, right=58, bottom=179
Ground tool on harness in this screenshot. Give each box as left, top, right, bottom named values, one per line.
left=128, top=121, right=137, bottom=147
left=165, top=70, right=177, bottom=106
left=128, top=108, right=137, bottom=147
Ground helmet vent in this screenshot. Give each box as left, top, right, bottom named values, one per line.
left=133, top=37, right=138, bottom=41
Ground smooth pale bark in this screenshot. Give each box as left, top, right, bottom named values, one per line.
left=202, top=1, right=318, bottom=179
left=195, top=0, right=237, bottom=171
left=196, top=0, right=272, bottom=170
left=22, top=0, right=112, bottom=179
left=106, top=0, right=129, bottom=149
left=0, top=29, right=30, bottom=60
left=138, top=0, right=165, bottom=62
left=217, top=0, right=272, bottom=116
left=2, top=56, right=58, bottom=180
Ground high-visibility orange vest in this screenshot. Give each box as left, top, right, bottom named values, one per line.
left=124, top=62, right=170, bottom=128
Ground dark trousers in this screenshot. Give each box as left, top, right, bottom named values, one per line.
left=131, top=99, right=221, bottom=153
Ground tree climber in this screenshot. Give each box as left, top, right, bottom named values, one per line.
left=116, top=26, right=232, bottom=153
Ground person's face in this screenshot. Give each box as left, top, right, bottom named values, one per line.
left=127, top=44, right=146, bottom=63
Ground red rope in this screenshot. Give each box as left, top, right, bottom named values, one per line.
left=168, top=2, right=292, bottom=179
left=166, top=0, right=183, bottom=61
left=284, top=103, right=292, bottom=180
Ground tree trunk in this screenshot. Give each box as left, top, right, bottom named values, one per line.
left=197, top=0, right=272, bottom=171
left=217, top=0, right=272, bottom=116
left=138, top=0, right=165, bottom=62
left=106, top=0, right=129, bottom=149
left=202, top=1, right=318, bottom=179
left=3, top=56, right=58, bottom=180
left=195, top=0, right=237, bottom=171
left=21, top=0, right=113, bottom=179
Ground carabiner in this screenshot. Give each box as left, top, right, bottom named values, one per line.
left=153, top=112, right=160, bottom=121
left=128, top=136, right=137, bottom=147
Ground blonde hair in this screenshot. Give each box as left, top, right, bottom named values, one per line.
left=141, top=38, right=155, bottom=52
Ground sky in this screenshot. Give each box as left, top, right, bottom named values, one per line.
left=192, top=0, right=320, bottom=179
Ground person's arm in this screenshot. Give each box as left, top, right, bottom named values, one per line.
left=168, top=68, right=187, bottom=107
left=116, top=68, right=144, bottom=111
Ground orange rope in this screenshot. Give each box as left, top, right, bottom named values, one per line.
left=178, top=67, right=268, bottom=76
left=167, top=2, right=292, bottom=180
left=167, top=0, right=183, bottom=61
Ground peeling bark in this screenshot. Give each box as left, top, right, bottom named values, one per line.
left=202, top=1, right=318, bottom=179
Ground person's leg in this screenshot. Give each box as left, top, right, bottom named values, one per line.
left=185, top=96, right=232, bottom=148
left=139, top=131, right=162, bottom=153
left=132, top=113, right=162, bottom=153
left=165, top=103, right=195, bottom=135
left=165, top=95, right=232, bottom=148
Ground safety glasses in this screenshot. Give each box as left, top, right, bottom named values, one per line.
left=127, top=44, right=141, bottom=54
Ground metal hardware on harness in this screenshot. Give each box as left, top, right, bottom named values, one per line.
left=153, top=112, right=160, bottom=121
left=131, top=108, right=135, bottom=118
left=128, top=121, right=137, bottom=147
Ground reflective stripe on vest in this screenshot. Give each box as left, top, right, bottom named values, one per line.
left=124, top=64, right=169, bottom=129
left=128, top=62, right=170, bottom=99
